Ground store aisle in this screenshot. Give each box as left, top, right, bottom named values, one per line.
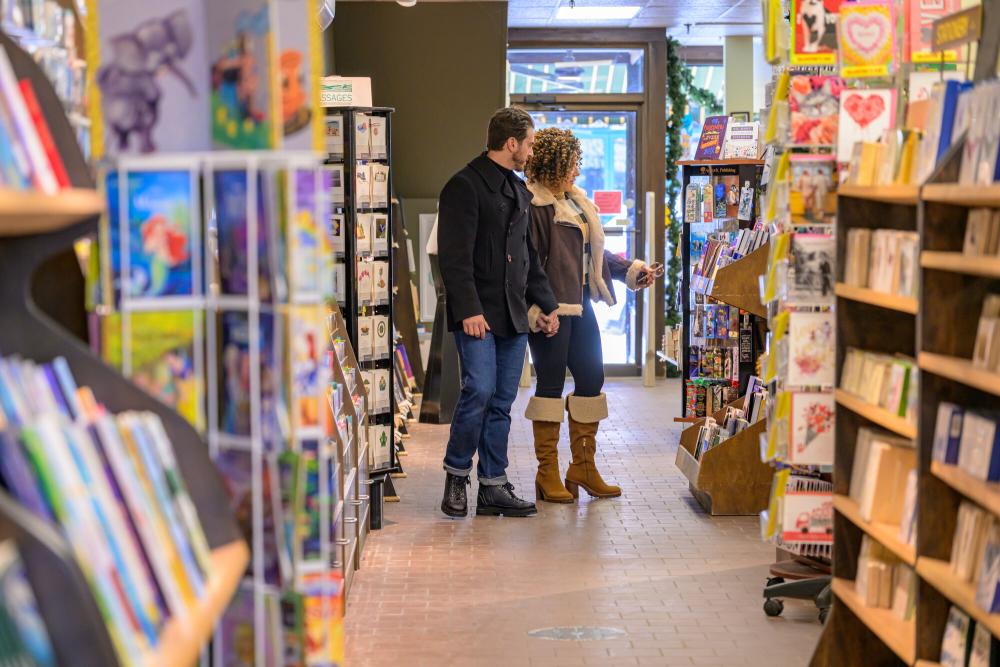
left=345, top=379, right=821, bottom=666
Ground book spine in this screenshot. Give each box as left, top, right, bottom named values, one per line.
left=0, top=46, right=57, bottom=193
left=16, top=79, right=69, bottom=189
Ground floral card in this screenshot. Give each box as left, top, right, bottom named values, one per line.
left=791, top=0, right=841, bottom=65
left=839, top=0, right=896, bottom=78
left=787, top=311, right=835, bottom=388
left=789, top=392, right=835, bottom=465
left=789, top=75, right=843, bottom=147
left=837, top=88, right=896, bottom=161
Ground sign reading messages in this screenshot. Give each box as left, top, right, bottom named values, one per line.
left=592, top=191, right=623, bottom=215
left=932, top=5, right=982, bottom=51
left=320, top=77, right=373, bottom=108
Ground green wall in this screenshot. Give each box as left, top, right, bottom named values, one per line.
left=329, top=1, right=508, bottom=200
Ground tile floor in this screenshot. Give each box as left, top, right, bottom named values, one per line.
left=345, top=378, right=823, bottom=666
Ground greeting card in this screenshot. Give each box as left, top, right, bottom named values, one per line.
left=790, top=156, right=835, bottom=221
left=789, top=392, right=835, bottom=465
left=289, top=307, right=325, bottom=435
left=781, top=492, right=834, bottom=543
left=372, top=213, right=389, bottom=255
left=787, top=310, right=835, bottom=388
left=837, top=88, right=896, bottom=161
left=290, top=169, right=320, bottom=299
left=325, top=114, right=344, bottom=158
left=791, top=0, right=841, bottom=65
left=907, top=0, right=959, bottom=63
left=839, top=1, right=896, bottom=78
left=789, top=75, right=843, bottom=146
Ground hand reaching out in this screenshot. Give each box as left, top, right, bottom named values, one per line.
left=636, top=262, right=664, bottom=289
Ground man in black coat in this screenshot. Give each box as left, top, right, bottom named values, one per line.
left=437, top=107, right=560, bottom=518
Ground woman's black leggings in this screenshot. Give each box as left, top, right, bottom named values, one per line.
left=528, top=286, right=605, bottom=399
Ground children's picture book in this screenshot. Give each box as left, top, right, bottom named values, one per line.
left=220, top=311, right=279, bottom=438
left=0, top=542, right=56, bottom=667
left=789, top=392, right=835, bottom=465
left=791, top=0, right=841, bottom=65
left=101, top=310, right=204, bottom=430
left=215, top=451, right=282, bottom=587
left=219, top=586, right=280, bottom=667
left=290, top=169, right=321, bottom=300
left=89, top=0, right=211, bottom=157
left=907, top=0, right=959, bottom=63
left=789, top=75, right=843, bottom=147
left=839, top=0, right=896, bottom=78
left=788, top=310, right=836, bottom=388
left=123, top=169, right=198, bottom=301
left=207, top=0, right=276, bottom=149
left=273, top=0, right=323, bottom=151
left=837, top=88, right=896, bottom=161
left=213, top=168, right=275, bottom=301
left=694, top=116, right=728, bottom=160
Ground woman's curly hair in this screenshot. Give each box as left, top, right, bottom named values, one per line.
left=525, top=127, right=581, bottom=191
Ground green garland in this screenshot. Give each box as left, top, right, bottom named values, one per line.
left=664, top=39, right=722, bottom=327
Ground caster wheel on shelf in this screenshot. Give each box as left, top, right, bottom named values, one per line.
left=766, top=577, right=785, bottom=587
left=818, top=608, right=829, bottom=624
left=763, top=599, right=784, bottom=617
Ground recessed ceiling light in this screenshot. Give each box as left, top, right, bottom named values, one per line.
left=555, top=5, right=640, bottom=20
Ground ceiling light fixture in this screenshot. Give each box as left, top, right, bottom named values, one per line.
left=397, top=0, right=416, bottom=7
left=555, top=5, right=640, bottom=20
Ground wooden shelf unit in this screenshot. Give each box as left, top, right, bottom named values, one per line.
left=918, top=352, right=1000, bottom=398
left=917, top=557, right=1000, bottom=638
left=931, top=461, right=1000, bottom=519
left=834, top=283, right=919, bottom=315
left=922, top=183, right=1000, bottom=207
left=834, top=389, right=917, bottom=439
left=831, top=577, right=916, bottom=665
left=838, top=183, right=920, bottom=205
left=921, top=251, right=1000, bottom=279
left=150, top=541, right=249, bottom=667
left=833, top=494, right=915, bottom=566
left=0, top=187, right=104, bottom=236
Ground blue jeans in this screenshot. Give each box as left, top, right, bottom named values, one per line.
left=443, top=331, right=527, bottom=485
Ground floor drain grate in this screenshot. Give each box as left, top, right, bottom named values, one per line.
left=527, top=626, right=627, bottom=641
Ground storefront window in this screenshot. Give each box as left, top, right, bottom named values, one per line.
left=507, top=48, right=645, bottom=95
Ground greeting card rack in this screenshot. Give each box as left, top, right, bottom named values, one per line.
left=325, top=106, right=404, bottom=503
left=677, top=159, right=766, bottom=414
left=0, top=31, right=247, bottom=667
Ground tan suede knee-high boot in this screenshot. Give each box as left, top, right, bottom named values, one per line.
left=565, top=394, right=621, bottom=499
left=525, top=396, right=574, bottom=503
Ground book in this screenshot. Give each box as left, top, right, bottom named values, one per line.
left=695, top=116, right=728, bottom=160
left=289, top=307, right=325, bottom=436
left=976, top=520, right=1000, bottom=614
left=17, top=78, right=69, bottom=188
left=0, top=44, right=57, bottom=192
left=721, top=121, right=760, bottom=159
left=0, top=541, right=57, bottom=667
left=216, top=449, right=282, bottom=587
left=940, top=606, right=973, bottom=667
left=933, top=402, right=966, bottom=465
left=290, top=168, right=322, bottom=300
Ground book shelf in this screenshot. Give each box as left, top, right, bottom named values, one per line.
left=837, top=184, right=920, bottom=206
left=325, top=107, right=403, bottom=508
left=831, top=577, right=916, bottom=664
left=834, top=389, right=917, bottom=440
left=0, top=32, right=246, bottom=667
left=833, top=283, right=919, bottom=315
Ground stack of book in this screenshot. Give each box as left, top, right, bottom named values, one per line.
left=932, top=403, right=1000, bottom=482
left=940, top=607, right=1000, bottom=667
left=0, top=355, right=213, bottom=664
left=854, top=536, right=914, bottom=617
left=842, top=229, right=920, bottom=299
left=917, top=80, right=974, bottom=184
left=973, top=296, right=1000, bottom=374
left=840, top=348, right=917, bottom=422
left=0, top=45, right=72, bottom=193
left=684, top=379, right=740, bottom=419
left=947, top=502, right=1000, bottom=617
left=963, top=209, right=1000, bottom=258
left=693, top=379, right=767, bottom=459
left=848, top=427, right=916, bottom=526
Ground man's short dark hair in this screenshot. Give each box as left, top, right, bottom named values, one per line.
left=487, top=107, right=534, bottom=151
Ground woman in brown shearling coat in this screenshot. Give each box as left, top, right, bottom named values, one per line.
left=523, top=127, right=656, bottom=503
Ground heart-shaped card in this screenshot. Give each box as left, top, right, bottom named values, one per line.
left=838, top=0, right=895, bottom=78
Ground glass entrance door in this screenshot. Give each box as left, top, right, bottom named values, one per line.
left=527, top=110, right=640, bottom=370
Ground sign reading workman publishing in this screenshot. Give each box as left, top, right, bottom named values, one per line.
left=321, top=76, right=374, bottom=108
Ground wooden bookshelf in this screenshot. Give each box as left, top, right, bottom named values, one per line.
left=833, top=494, right=915, bottom=566
left=917, top=557, right=1000, bottom=638
left=709, top=241, right=770, bottom=318
left=0, top=188, right=104, bottom=236
left=918, top=352, right=1000, bottom=398
left=831, top=577, right=916, bottom=665
left=834, top=389, right=917, bottom=439
left=838, top=183, right=920, bottom=205
left=922, top=183, right=1000, bottom=207
left=834, top=283, right=919, bottom=315
left=148, top=540, right=249, bottom=667
left=675, top=158, right=765, bottom=166
left=921, top=251, right=1000, bottom=279
left=931, top=461, right=1000, bottom=519
left=914, top=662, right=942, bottom=667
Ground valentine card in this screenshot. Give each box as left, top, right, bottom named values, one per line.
left=906, top=0, right=959, bottom=63
left=837, top=88, right=896, bottom=161
left=789, top=75, right=844, bottom=146
left=791, top=0, right=841, bottom=65
left=839, top=0, right=896, bottom=78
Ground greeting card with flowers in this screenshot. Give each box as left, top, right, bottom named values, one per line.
left=789, top=75, right=844, bottom=147
left=787, top=311, right=836, bottom=388
left=124, top=169, right=199, bottom=302
left=789, top=392, right=835, bottom=465
left=839, top=0, right=896, bottom=78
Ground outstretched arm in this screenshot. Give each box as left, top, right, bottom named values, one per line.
left=604, top=251, right=651, bottom=290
